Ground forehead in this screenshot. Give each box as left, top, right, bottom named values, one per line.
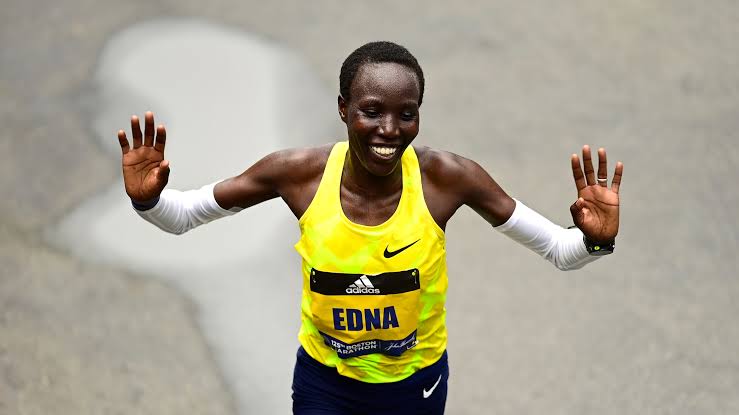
left=350, top=62, right=420, bottom=104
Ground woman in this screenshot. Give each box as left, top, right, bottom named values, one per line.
left=117, top=41, right=623, bottom=414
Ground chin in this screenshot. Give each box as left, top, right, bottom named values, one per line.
left=361, top=149, right=403, bottom=177
left=368, top=163, right=399, bottom=177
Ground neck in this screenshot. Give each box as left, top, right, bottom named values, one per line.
left=342, top=149, right=403, bottom=197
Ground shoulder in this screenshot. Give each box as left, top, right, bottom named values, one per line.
left=259, top=143, right=334, bottom=185
left=414, top=145, right=514, bottom=226
left=267, top=143, right=333, bottom=171
left=415, top=145, right=472, bottom=169
left=414, top=146, right=486, bottom=193
left=268, top=143, right=336, bottom=217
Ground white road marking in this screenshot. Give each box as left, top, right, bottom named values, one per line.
left=46, top=19, right=340, bottom=415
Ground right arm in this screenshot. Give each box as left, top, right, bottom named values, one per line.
left=118, top=112, right=324, bottom=234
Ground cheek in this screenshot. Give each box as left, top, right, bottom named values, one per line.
left=348, top=118, right=374, bottom=137
left=402, top=122, right=420, bottom=139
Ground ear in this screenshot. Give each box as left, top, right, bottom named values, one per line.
left=337, top=95, right=347, bottom=123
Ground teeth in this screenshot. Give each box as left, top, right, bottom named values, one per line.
left=370, top=146, right=397, bottom=156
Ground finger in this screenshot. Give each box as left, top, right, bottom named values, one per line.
left=569, top=197, right=585, bottom=226
left=582, top=145, right=596, bottom=186
left=117, top=130, right=130, bottom=154
left=571, top=153, right=586, bottom=191
left=144, top=111, right=155, bottom=147
left=154, top=124, right=167, bottom=152
left=611, top=161, right=624, bottom=194
left=597, top=147, right=608, bottom=187
left=157, top=160, right=170, bottom=182
left=131, top=115, right=143, bottom=148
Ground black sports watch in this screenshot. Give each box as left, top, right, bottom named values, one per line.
left=583, top=236, right=615, bottom=256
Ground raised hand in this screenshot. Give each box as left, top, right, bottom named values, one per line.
left=117, top=111, right=170, bottom=204
left=570, top=145, right=623, bottom=243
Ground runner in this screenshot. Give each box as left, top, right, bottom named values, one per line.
left=117, top=41, right=623, bottom=415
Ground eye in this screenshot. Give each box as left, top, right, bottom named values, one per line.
left=400, top=111, right=417, bottom=121
left=362, top=109, right=379, bottom=118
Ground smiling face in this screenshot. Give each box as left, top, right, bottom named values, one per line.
left=339, top=62, right=421, bottom=177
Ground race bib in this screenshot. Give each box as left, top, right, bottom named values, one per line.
left=309, top=268, right=421, bottom=358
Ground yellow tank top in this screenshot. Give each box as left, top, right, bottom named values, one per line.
left=294, top=141, right=448, bottom=383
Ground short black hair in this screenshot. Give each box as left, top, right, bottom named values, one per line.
left=340, top=41, right=425, bottom=106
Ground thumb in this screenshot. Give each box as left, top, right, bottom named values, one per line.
left=157, top=160, right=170, bottom=182
left=570, top=197, right=585, bottom=223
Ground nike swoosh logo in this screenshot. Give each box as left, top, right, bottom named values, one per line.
left=423, top=374, right=442, bottom=399
left=383, top=239, right=420, bottom=258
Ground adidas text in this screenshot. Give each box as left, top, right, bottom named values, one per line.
left=345, top=286, right=380, bottom=294
left=345, top=275, right=380, bottom=294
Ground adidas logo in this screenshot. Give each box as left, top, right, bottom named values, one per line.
left=345, top=275, right=380, bottom=294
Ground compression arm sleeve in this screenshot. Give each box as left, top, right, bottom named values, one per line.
left=494, top=199, right=599, bottom=271
left=133, top=182, right=242, bottom=235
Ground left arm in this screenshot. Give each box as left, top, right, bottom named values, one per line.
left=490, top=145, right=623, bottom=270
left=423, top=145, right=623, bottom=270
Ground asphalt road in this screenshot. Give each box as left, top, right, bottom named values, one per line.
left=2, top=1, right=738, bottom=414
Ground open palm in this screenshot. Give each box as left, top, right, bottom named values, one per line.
left=570, top=145, right=624, bottom=243
left=117, top=111, right=170, bottom=203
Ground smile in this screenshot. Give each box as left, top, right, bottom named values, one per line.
left=370, top=146, right=397, bottom=157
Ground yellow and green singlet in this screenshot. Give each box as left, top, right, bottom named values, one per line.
left=294, top=141, right=448, bottom=383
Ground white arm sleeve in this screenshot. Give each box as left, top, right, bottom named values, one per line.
left=133, top=182, right=242, bottom=235
left=494, top=199, right=599, bottom=271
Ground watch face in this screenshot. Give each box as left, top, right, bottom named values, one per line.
left=587, top=243, right=614, bottom=256
left=584, top=236, right=615, bottom=256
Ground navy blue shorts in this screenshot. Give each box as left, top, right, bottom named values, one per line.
left=292, top=347, right=448, bottom=415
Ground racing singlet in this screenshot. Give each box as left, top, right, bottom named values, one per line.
left=294, top=141, right=448, bottom=383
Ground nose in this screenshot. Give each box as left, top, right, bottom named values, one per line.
left=378, top=114, right=400, bottom=138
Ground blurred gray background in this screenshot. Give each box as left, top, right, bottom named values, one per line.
left=1, top=1, right=738, bottom=414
